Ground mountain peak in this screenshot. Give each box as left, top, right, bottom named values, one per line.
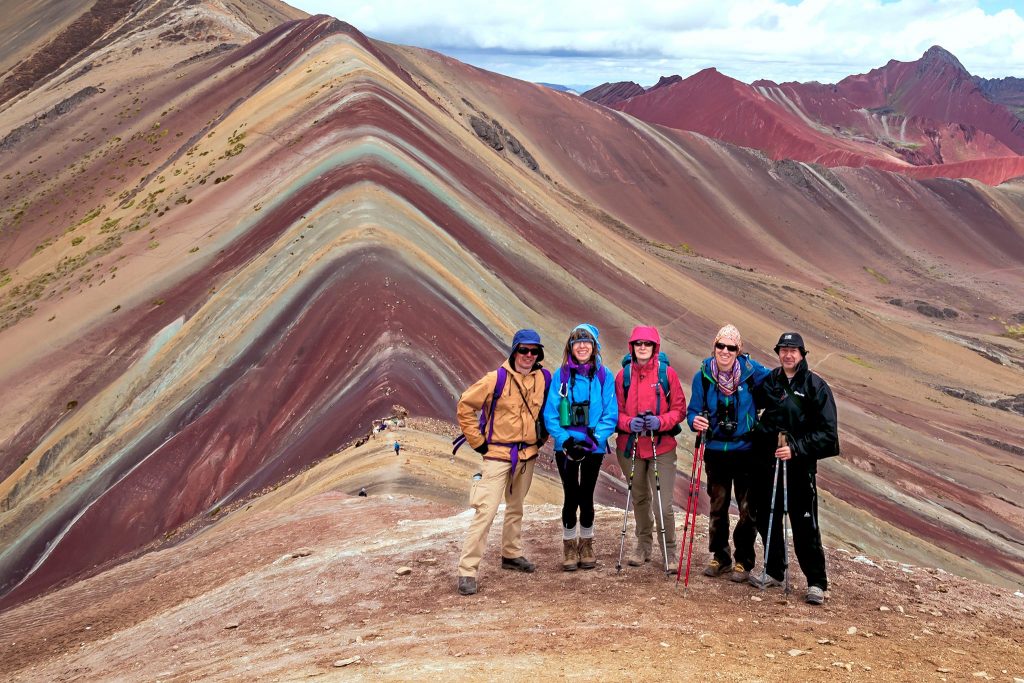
left=921, top=45, right=968, bottom=74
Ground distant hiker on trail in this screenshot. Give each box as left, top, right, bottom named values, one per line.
left=454, top=329, right=551, bottom=596
left=393, top=440, right=401, bottom=456
left=750, top=332, right=839, bottom=606
left=614, top=325, right=686, bottom=571
left=687, top=324, right=770, bottom=583
left=543, top=324, right=618, bottom=571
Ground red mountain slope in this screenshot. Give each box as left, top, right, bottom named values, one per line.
left=607, top=50, right=1024, bottom=185
left=833, top=46, right=1024, bottom=154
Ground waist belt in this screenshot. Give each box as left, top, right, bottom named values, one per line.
left=485, top=442, right=526, bottom=492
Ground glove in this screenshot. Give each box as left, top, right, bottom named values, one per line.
left=562, top=436, right=577, bottom=451
left=643, top=415, right=661, bottom=431
left=628, top=417, right=645, bottom=433
left=567, top=441, right=591, bottom=460
left=473, top=443, right=488, bottom=455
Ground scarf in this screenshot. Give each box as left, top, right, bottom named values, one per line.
left=710, top=358, right=741, bottom=396
left=566, top=358, right=594, bottom=375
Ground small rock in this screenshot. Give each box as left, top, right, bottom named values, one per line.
left=224, top=622, right=240, bottom=630
left=395, top=567, right=413, bottom=576
left=863, top=665, right=872, bottom=671
left=291, top=548, right=313, bottom=558
left=817, top=638, right=832, bottom=645
left=781, top=635, right=793, bottom=641
left=847, top=627, right=857, bottom=635
left=937, top=668, right=952, bottom=673
left=897, top=606, right=904, bottom=614
left=333, top=656, right=361, bottom=667
left=765, top=653, right=775, bottom=659
left=750, top=596, right=762, bottom=602
left=832, top=662, right=852, bottom=672
left=659, top=642, right=669, bottom=648
left=972, top=673, right=993, bottom=681
left=788, top=649, right=806, bottom=657
left=879, top=606, right=890, bottom=611
left=418, top=558, right=438, bottom=565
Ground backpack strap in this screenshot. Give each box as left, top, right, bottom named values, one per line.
left=452, top=367, right=508, bottom=455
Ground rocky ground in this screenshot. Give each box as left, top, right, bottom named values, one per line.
left=1, top=455, right=1021, bottom=681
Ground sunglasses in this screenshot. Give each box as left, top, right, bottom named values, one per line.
left=715, top=342, right=739, bottom=352
left=515, top=347, right=540, bottom=356
left=632, top=340, right=655, bottom=348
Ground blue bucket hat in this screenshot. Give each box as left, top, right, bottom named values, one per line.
left=509, top=328, right=544, bottom=363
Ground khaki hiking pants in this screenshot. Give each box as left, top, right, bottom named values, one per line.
left=616, top=448, right=677, bottom=561
left=458, top=456, right=536, bottom=577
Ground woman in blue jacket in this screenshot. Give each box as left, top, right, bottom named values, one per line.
left=543, top=323, right=618, bottom=571
left=686, top=324, right=770, bottom=583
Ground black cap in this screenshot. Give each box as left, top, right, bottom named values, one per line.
left=774, top=332, right=807, bottom=355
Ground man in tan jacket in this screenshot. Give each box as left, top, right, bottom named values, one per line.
left=455, top=329, right=550, bottom=596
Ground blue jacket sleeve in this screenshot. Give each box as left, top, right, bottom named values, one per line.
left=543, top=373, right=570, bottom=451
left=687, top=369, right=705, bottom=430
left=593, top=367, right=619, bottom=447
left=749, top=358, right=772, bottom=386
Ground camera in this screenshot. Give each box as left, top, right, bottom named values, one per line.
left=570, top=401, right=590, bottom=427
left=716, top=401, right=737, bottom=436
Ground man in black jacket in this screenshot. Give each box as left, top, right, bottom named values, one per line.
left=751, top=332, right=839, bottom=605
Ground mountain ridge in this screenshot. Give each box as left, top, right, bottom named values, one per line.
left=0, top=3, right=1021, bottom=616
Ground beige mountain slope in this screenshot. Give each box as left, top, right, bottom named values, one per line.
left=0, top=425, right=1021, bottom=681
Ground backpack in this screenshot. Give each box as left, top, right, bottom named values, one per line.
left=621, top=351, right=682, bottom=436
left=452, top=367, right=552, bottom=455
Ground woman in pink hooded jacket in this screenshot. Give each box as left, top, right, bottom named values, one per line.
left=614, top=325, right=687, bottom=570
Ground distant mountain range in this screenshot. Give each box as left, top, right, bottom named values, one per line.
left=582, top=46, right=1024, bottom=185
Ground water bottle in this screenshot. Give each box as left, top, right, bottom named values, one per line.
left=558, top=395, right=571, bottom=427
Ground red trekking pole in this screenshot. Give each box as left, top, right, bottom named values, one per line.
left=676, top=411, right=709, bottom=591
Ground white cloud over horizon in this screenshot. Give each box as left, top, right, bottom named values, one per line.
left=294, top=0, right=1024, bottom=89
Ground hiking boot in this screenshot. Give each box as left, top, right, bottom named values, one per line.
left=578, top=538, right=596, bottom=569
left=457, top=576, right=477, bottom=596
left=806, top=585, right=825, bottom=605
left=562, top=539, right=579, bottom=571
left=748, top=572, right=784, bottom=589
left=730, top=563, right=750, bottom=583
left=501, top=556, right=536, bottom=573
left=703, top=558, right=733, bottom=577
left=626, top=544, right=650, bottom=567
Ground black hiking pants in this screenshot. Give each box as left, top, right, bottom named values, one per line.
left=755, top=458, right=828, bottom=590
left=704, top=449, right=757, bottom=570
left=556, top=451, right=604, bottom=529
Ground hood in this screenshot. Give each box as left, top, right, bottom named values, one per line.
left=508, top=328, right=545, bottom=364
left=628, top=325, right=661, bottom=363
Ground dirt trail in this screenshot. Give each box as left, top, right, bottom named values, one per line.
left=1, top=486, right=1021, bottom=681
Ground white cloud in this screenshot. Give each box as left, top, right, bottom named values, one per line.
left=296, top=0, right=1024, bottom=87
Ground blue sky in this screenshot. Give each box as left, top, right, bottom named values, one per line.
left=292, top=1, right=1024, bottom=90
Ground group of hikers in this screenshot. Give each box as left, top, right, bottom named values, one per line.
left=454, top=323, right=840, bottom=605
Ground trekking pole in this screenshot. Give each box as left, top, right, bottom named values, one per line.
left=616, top=437, right=640, bottom=573
left=781, top=456, right=791, bottom=595
left=760, top=454, right=782, bottom=591
left=682, top=429, right=707, bottom=593
left=675, top=428, right=702, bottom=585
left=645, top=414, right=670, bottom=577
